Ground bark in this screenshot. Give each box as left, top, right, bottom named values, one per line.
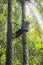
left=21, top=2, right=29, bottom=65
left=6, top=0, right=14, bottom=65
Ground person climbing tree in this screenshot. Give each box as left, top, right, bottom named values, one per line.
left=21, top=2, right=29, bottom=65
left=12, top=20, right=30, bottom=38
left=17, top=0, right=30, bottom=65
left=6, top=0, right=14, bottom=65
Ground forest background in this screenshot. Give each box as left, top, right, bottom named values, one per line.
left=0, top=0, right=43, bottom=65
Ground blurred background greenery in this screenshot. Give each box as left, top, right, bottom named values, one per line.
left=0, top=0, right=43, bottom=65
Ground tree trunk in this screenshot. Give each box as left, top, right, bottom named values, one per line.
left=21, top=2, right=29, bottom=65
left=6, top=0, right=14, bottom=65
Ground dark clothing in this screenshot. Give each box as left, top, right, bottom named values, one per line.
left=15, top=29, right=28, bottom=38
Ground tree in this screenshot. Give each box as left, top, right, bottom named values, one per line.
left=21, top=1, right=29, bottom=65
left=6, top=0, right=14, bottom=65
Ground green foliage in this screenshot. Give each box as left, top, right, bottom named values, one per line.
left=0, top=0, right=43, bottom=65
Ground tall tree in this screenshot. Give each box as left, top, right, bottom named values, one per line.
left=6, top=0, right=14, bottom=65
left=21, top=2, right=29, bottom=65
